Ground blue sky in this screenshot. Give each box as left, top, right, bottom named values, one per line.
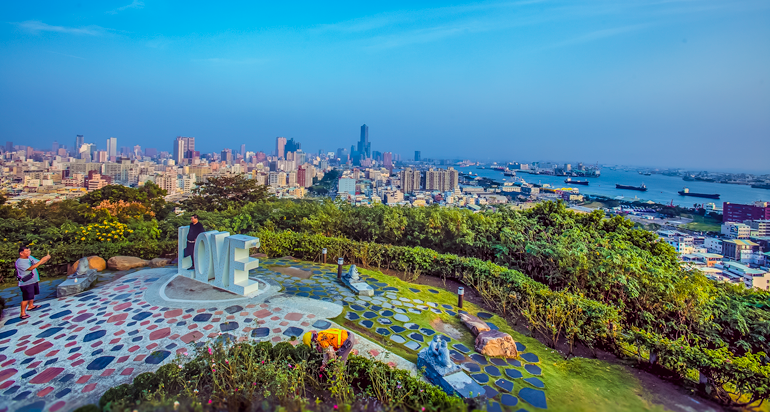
left=1, top=1, right=769, bottom=171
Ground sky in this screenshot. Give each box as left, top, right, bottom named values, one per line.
left=1, top=0, right=769, bottom=172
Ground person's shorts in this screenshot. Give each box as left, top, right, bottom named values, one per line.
left=20, top=283, right=40, bottom=301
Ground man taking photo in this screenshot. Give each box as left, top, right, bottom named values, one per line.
left=16, top=245, right=50, bottom=320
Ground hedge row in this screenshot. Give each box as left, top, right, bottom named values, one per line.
left=252, top=229, right=621, bottom=350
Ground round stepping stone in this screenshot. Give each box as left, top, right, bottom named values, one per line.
left=350, top=305, right=366, bottom=311
left=359, top=320, right=374, bottom=329
left=483, top=385, right=499, bottom=398
left=419, top=328, right=435, bottom=336
left=251, top=328, right=269, bottom=338
left=477, top=312, right=493, bottom=320
left=344, top=312, right=360, bottom=321
left=486, top=322, right=498, bottom=330
left=461, top=362, right=481, bottom=373
left=394, top=308, right=407, bottom=314
left=490, top=358, right=508, bottom=367
left=500, top=393, right=519, bottom=407
left=486, top=401, right=503, bottom=412
left=445, top=310, right=456, bottom=316
left=283, top=327, right=304, bottom=337
left=408, top=288, right=421, bottom=293
left=362, top=311, right=378, bottom=319
left=449, top=350, right=465, bottom=362
left=520, top=353, right=540, bottom=363
left=471, top=373, right=489, bottom=384
left=390, top=335, right=406, bottom=344
left=390, top=325, right=406, bottom=334
left=485, top=365, right=501, bottom=377
left=408, top=333, right=424, bottom=342
left=375, top=328, right=391, bottom=336
left=495, top=378, right=514, bottom=393
left=404, top=341, right=421, bottom=351
left=428, top=289, right=439, bottom=294
left=519, top=387, right=547, bottom=409
left=377, top=318, right=392, bottom=325
left=515, top=342, right=526, bottom=352
left=524, top=377, right=545, bottom=388
left=86, top=356, right=115, bottom=370
left=470, top=354, right=488, bottom=365
left=453, top=344, right=470, bottom=353
left=508, top=359, right=522, bottom=367
left=312, top=320, right=331, bottom=329
left=505, top=368, right=524, bottom=379
left=380, top=310, right=394, bottom=317
left=404, top=322, right=419, bottom=330
left=145, top=350, right=171, bottom=365
left=524, top=364, right=542, bottom=376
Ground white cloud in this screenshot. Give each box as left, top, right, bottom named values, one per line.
left=107, top=0, right=145, bottom=15
left=15, top=20, right=104, bottom=36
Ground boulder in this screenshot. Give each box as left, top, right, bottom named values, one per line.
left=459, top=312, right=491, bottom=336
left=107, top=256, right=149, bottom=271
left=67, top=256, right=106, bottom=275
left=148, top=258, right=171, bottom=268
left=475, top=330, right=519, bottom=358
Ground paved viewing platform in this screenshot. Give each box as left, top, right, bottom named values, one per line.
left=0, top=258, right=548, bottom=412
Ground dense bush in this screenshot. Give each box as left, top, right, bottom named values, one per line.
left=96, top=340, right=466, bottom=412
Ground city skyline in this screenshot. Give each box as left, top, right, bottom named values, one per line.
left=1, top=1, right=769, bottom=171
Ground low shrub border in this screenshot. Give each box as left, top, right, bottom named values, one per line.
left=85, top=340, right=467, bottom=412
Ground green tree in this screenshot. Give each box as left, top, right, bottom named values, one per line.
left=182, top=175, right=273, bottom=212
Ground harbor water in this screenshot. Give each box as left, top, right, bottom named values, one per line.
left=458, top=167, right=770, bottom=208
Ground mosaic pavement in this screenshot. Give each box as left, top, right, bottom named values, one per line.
left=0, top=258, right=548, bottom=411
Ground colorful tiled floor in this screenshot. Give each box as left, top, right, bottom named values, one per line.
left=0, top=258, right=547, bottom=411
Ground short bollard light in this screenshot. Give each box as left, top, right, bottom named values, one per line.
left=322, top=248, right=328, bottom=264
left=337, top=257, right=344, bottom=279
left=458, top=287, right=464, bottom=308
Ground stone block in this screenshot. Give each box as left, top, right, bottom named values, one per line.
left=459, top=312, right=491, bottom=336
left=475, top=330, right=519, bottom=358
left=148, top=258, right=171, bottom=268
left=57, top=270, right=98, bottom=297
left=107, top=256, right=149, bottom=271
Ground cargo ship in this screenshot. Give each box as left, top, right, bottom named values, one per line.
left=565, top=178, right=588, bottom=185
left=678, top=187, right=720, bottom=199
left=751, top=183, right=770, bottom=189
left=616, top=183, right=647, bottom=191
left=504, top=171, right=516, bottom=177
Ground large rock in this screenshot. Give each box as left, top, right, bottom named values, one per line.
left=57, top=270, right=98, bottom=297
left=475, top=330, right=519, bottom=358
left=107, top=256, right=149, bottom=271
left=459, top=312, right=491, bottom=336
left=148, top=258, right=171, bottom=268
left=67, top=256, right=106, bottom=275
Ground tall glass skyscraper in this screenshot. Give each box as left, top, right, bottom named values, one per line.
left=358, top=124, right=370, bottom=159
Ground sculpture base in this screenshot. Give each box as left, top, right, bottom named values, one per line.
left=417, top=348, right=483, bottom=398
left=341, top=277, right=374, bottom=296
left=57, top=270, right=98, bottom=297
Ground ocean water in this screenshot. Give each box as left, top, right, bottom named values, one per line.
left=458, top=167, right=770, bottom=208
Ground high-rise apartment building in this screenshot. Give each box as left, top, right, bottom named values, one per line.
left=276, top=137, right=287, bottom=159
left=414, top=151, right=421, bottom=162
left=424, top=167, right=459, bottom=192
left=383, top=152, right=393, bottom=171
left=5, top=142, right=13, bottom=152
left=107, top=137, right=118, bottom=159
left=173, top=137, right=195, bottom=164
left=221, top=149, right=233, bottom=165
left=79, top=143, right=96, bottom=161
left=400, top=168, right=421, bottom=194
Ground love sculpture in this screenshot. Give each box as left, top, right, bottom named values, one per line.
left=177, top=226, right=261, bottom=295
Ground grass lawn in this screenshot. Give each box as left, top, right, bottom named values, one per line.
left=329, top=265, right=672, bottom=412
left=681, top=214, right=722, bottom=232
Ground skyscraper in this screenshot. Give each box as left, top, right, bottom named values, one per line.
left=276, top=137, right=287, bottom=159
left=107, top=137, right=118, bottom=159
left=285, top=138, right=301, bottom=154
left=357, top=124, right=370, bottom=159
left=5, top=142, right=12, bottom=152
left=173, top=136, right=195, bottom=164
left=414, top=151, right=421, bottom=162
left=52, top=141, right=59, bottom=153
left=75, top=135, right=84, bottom=152
left=221, top=149, right=233, bottom=165
left=383, top=152, right=393, bottom=171
left=240, top=144, right=246, bottom=158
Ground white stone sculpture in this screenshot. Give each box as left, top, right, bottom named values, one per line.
left=177, top=227, right=260, bottom=295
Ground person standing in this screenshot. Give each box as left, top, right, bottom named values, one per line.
left=185, top=214, right=205, bottom=270
left=15, top=245, right=50, bottom=320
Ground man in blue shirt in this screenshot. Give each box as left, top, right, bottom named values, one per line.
left=15, top=245, right=50, bottom=320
